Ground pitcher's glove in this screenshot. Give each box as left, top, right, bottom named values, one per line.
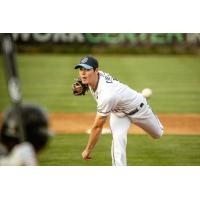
left=72, top=78, right=89, bottom=96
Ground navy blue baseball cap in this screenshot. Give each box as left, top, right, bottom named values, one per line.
left=75, top=55, right=99, bottom=70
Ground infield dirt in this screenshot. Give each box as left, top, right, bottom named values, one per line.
left=0, top=113, right=199, bottom=135
left=49, top=113, right=200, bottom=135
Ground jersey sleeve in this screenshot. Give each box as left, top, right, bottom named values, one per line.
left=97, top=96, right=116, bottom=116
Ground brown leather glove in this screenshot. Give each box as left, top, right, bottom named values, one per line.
left=72, top=78, right=89, bottom=96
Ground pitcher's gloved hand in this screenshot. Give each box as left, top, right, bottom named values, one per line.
left=72, top=77, right=89, bottom=96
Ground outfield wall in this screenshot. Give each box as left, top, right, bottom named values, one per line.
left=4, top=33, right=200, bottom=54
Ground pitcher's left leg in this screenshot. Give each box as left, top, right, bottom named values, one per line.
left=110, top=113, right=131, bottom=166
left=134, top=112, right=164, bottom=139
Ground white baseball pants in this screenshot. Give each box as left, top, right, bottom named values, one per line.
left=110, top=103, right=164, bottom=166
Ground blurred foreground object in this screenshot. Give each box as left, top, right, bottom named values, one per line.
left=1, top=33, right=25, bottom=142
left=0, top=104, right=52, bottom=166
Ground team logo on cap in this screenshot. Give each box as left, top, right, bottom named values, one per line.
left=81, top=57, right=88, bottom=63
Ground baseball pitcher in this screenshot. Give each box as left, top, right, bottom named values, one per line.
left=72, top=55, right=164, bottom=166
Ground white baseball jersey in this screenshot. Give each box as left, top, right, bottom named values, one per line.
left=0, top=142, right=37, bottom=166
left=89, top=71, right=144, bottom=117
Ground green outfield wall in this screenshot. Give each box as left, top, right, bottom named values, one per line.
left=5, top=33, right=200, bottom=54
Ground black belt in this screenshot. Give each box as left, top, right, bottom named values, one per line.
left=126, top=103, right=144, bottom=115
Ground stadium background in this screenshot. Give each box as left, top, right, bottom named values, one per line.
left=0, top=33, right=200, bottom=165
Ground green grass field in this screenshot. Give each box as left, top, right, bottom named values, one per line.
left=39, top=134, right=200, bottom=166
left=1, top=54, right=200, bottom=166
left=0, top=54, right=200, bottom=113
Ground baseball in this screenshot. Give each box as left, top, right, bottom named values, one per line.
left=141, top=88, right=152, bottom=99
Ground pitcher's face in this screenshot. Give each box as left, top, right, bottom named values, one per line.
left=79, top=67, right=98, bottom=87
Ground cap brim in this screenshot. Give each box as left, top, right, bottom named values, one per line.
left=74, top=64, right=93, bottom=69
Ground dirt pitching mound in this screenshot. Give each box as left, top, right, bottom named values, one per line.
left=1, top=112, right=199, bottom=135
left=49, top=113, right=200, bottom=135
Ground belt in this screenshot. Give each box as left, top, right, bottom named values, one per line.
left=126, top=103, right=144, bottom=115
